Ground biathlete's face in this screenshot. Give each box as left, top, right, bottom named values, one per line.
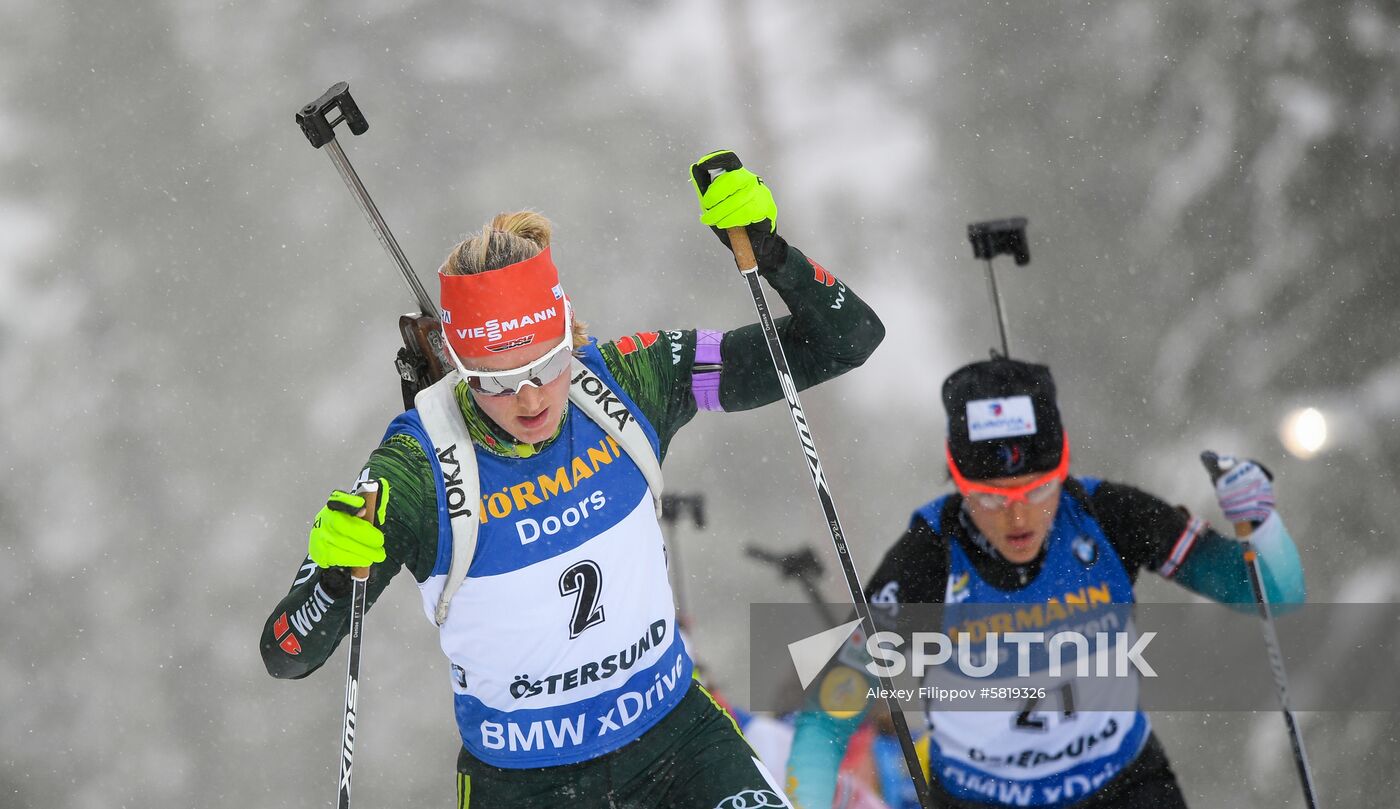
left=961, top=471, right=1063, bottom=565
left=459, top=335, right=573, bottom=446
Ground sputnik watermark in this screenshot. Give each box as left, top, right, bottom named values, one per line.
left=864, top=630, right=1157, bottom=679
left=761, top=603, right=1400, bottom=713
left=786, top=623, right=1158, bottom=691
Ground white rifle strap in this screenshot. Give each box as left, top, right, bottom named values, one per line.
left=419, top=360, right=664, bottom=626
left=412, top=370, right=482, bottom=627
left=566, top=358, right=665, bottom=516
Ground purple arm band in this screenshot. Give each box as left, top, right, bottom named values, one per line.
left=692, top=329, right=724, bottom=412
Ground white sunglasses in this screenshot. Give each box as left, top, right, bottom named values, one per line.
left=442, top=306, right=575, bottom=397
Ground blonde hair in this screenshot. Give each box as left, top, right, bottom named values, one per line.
left=440, top=210, right=588, bottom=348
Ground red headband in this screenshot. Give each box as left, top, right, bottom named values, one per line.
left=439, top=246, right=567, bottom=356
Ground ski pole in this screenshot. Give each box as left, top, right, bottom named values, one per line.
left=327, top=480, right=380, bottom=809
left=293, top=83, right=404, bottom=807
left=692, top=152, right=938, bottom=809
left=1199, top=451, right=1320, bottom=809
left=966, top=218, right=1030, bottom=358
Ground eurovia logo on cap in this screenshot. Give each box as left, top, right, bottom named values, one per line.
left=966, top=395, right=1037, bottom=442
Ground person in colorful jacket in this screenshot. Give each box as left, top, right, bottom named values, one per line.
left=785, top=357, right=1305, bottom=809
left=259, top=151, right=884, bottom=808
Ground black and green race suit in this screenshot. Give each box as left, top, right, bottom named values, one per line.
left=259, top=244, right=884, bottom=807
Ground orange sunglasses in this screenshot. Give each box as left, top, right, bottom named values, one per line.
left=946, top=435, right=1071, bottom=511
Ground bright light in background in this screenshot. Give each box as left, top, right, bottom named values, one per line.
left=1280, top=407, right=1328, bottom=459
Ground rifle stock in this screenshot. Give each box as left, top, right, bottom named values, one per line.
left=395, top=313, right=452, bottom=409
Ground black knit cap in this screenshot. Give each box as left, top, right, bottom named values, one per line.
left=943, top=357, right=1064, bottom=480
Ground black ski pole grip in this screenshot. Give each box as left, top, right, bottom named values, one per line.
left=1199, top=450, right=1227, bottom=483
left=691, top=150, right=744, bottom=195
left=1199, top=450, right=1272, bottom=484
left=296, top=81, right=369, bottom=149
left=967, top=217, right=1031, bottom=266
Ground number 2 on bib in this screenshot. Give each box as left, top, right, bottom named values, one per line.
left=1016, top=683, right=1076, bottom=731
left=559, top=560, right=606, bottom=638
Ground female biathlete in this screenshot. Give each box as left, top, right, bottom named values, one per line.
left=785, top=357, right=1306, bottom=809
left=259, top=151, right=884, bottom=809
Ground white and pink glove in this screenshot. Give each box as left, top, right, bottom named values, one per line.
left=1213, top=456, right=1276, bottom=526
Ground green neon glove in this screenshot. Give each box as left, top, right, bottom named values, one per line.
left=307, top=481, right=390, bottom=569
left=689, top=149, right=788, bottom=273
left=690, top=149, right=778, bottom=231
